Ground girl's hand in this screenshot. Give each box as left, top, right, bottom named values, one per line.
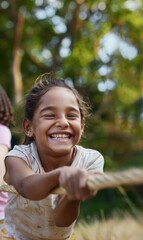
left=59, top=166, right=97, bottom=201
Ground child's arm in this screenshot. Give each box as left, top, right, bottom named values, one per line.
left=5, top=156, right=97, bottom=226
left=4, top=156, right=63, bottom=200
left=53, top=196, right=81, bottom=227
left=5, top=157, right=95, bottom=200
left=53, top=167, right=97, bottom=227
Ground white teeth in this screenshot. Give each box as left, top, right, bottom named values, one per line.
left=50, top=134, right=70, bottom=138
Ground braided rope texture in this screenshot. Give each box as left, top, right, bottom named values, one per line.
left=0, top=168, right=143, bottom=195
left=87, top=168, right=143, bottom=191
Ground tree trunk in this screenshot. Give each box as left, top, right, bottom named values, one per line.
left=12, top=6, right=24, bottom=103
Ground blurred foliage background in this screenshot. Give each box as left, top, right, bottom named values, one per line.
left=0, top=0, right=143, bottom=221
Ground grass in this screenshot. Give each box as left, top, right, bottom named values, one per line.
left=75, top=212, right=143, bottom=240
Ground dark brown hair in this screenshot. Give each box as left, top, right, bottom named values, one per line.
left=0, top=85, right=13, bottom=126
left=23, top=73, right=90, bottom=144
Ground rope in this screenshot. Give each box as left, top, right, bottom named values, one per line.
left=86, top=168, right=143, bottom=191
left=0, top=168, right=143, bottom=195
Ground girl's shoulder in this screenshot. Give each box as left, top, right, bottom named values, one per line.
left=76, top=145, right=103, bottom=157
left=6, top=142, right=43, bottom=173
left=6, top=142, right=40, bottom=167
left=8, top=142, right=33, bottom=154
left=73, top=145, right=104, bottom=171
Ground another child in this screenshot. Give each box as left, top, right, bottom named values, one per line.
left=0, top=85, right=13, bottom=228
left=2, top=73, right=104, bottom=240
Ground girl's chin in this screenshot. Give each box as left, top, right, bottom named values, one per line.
left=52, top=146, right=72, bottom=152
left=49, top=145, right=73, bottom=155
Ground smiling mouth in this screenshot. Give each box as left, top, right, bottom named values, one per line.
left=49, top=134, right=72, bottom=139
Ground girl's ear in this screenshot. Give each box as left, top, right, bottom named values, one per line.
left=22, top=118, right=33, bottom=137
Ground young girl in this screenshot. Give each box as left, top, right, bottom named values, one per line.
left=2, top=73, right=104, bottom=240
left=0, top=85, right=13, bottom=228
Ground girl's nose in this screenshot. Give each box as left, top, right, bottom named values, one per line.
left=55, top=117, right=69, bottom=128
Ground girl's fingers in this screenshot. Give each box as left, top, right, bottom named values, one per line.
left=59, top=167, right=97, bottom=201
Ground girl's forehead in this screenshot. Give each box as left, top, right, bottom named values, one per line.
left=48, top=86, right=72, bottom=93
left=43, top=87, right=75, bottom=99
left=39, top=87, right=79, bottom=106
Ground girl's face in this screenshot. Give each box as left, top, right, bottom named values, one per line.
left=27, top=87, right=83, bottom=158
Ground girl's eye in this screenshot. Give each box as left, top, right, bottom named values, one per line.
left=67, top=114, right=79, bottom=119
left=43, top=114, right=55, bottom=119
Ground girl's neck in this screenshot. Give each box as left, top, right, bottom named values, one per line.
left=38, top=147, right=77, bottom=172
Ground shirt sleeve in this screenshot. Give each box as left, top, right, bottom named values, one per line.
left=86, top=153, right=104, bottom=172
left=0, top=124, right=12, bottom=149
left=73, top=146, right=104, bottom=172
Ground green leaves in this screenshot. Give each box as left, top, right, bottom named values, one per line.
left=1, top=0, right=143, bottom=167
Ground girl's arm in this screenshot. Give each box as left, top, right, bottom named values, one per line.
left=53, top=196, right=81, bottom=227
left=53, top=167, right=97, bottom=227
left=5, top=157, right=94, bottom=200
left=5, top=157, right=97, bottom=226
left=4, top=156, right=62, bottom=200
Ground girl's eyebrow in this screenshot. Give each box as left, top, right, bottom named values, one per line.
left=40, top=106, right=56, bottom=113
left=40, top=106, right=80, bottom=114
